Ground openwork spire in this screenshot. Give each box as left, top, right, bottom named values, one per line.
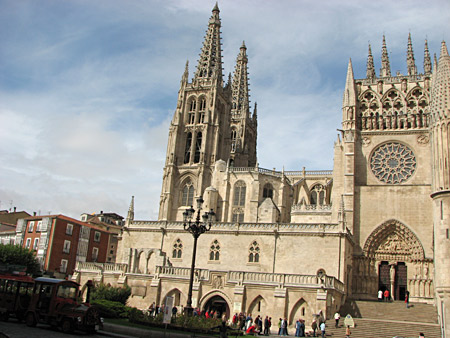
left=407, top=33, right=417, bottom=76
left=424, top=40, right=432, bottom=75
left=194, top=4, right=223, bottom=85
left=366, top=44, right=376, bottom=80
left=380, top=35, right=391, bottom=77
left=430, top=41, right=450, bottom=119
left=231, top=41, right=250, bottom=118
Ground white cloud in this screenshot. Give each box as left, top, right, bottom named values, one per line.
left=0, top=0, right=448, bottom=219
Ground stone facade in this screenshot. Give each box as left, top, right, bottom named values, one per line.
left=73, top=5, right=450, bottom=336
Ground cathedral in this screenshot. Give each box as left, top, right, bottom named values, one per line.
left=74, top=4, right=450, bottom=335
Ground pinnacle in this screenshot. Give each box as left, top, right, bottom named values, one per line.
left=212, top=2, right=219, bottom=12
left=440, top=40, right=449, bottom=58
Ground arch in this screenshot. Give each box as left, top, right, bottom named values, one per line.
left=163, top=288, right=183, bottom=307
left=209, top=239, right=220, bottom=261
left=263, top=183, right=274, bottom=199
left=363, top=219, right=425, bottom=261
left=247, top=295, right=267, bottom=318
left=248, top=241, right=260, bottom=263
left=172, top=238, right=183, bottom=259
left=180, top=176, right=195, bottom=206
left=288, top=298, right=309, bottom=325
left=199, top=290, right=232, bottom=319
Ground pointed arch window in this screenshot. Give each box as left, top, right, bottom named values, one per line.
left=209, top=240, right=220, bottom=261
left=172, top=239, right=183, bottom=259
left=310, top=184, right=325, bottom=205
left=198, top=98, right=206, bottom=123
left=231, top=129, right=237, bottom=152
left=194, top=132, right=202, bottom=163
left=263, top=183, right=274, bottom=199
left=188, top=100, right=196, bottom=124
left=181, top=180, right=194, bottom=206
left=233, top=181, right=246, bottom=206
left=184, top=132, right=192, bottom=164
left=248, top=241, right=260, bottom=263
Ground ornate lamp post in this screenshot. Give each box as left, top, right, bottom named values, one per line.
left=183, top=197, right=215, bottom=316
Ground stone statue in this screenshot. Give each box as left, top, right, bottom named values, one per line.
left=390, top=265, right=396, bottom=282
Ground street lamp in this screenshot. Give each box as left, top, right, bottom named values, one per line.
left=183, top=197, right=215, bottom=316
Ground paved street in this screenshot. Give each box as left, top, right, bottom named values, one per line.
left=0, top=319, right=104, bottom=338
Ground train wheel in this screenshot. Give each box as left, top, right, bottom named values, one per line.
left=0, top=311, right=9, bottom=322
left=25, top=312, right=36, bottom=327
left=61, top=318, right=74, bottom=333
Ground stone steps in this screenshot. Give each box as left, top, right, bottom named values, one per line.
left=339, top=300, right=438, bottom=323
left=324, top=300, right=442, bottom=338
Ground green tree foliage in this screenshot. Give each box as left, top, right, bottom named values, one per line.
left=91, top=283, right=131, bottom=305
left=0, top=244, right=40, bottom=275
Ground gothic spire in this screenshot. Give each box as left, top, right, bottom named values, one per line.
left=343, top=58, right=356, bottom=107
left=366, top=44, right=376, bottom=80
left=126, top=196, right=134, bottom=223
left=424, top=40, right=432, bottom=75
left=194, top=3, right=223, bottom=85
left=407, top=33, right=417, bottom=75
left=231, top=41, right=250, bottom=118
left=380, top=35, right=391, bottom=77
left=181, top=60, right=189, bottom=84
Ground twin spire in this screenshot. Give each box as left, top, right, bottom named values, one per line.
left=184, top=4, right=251, bottom=119
left=194, top=3, right=223, bottom=84
left=366, top=34, right=433, bottom=79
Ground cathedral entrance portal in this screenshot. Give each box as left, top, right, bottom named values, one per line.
left=361, top=220, right=426, bottom=301
left=203, top=295, right=230, bottom=319
left=378, top=261, right=407, bottom=300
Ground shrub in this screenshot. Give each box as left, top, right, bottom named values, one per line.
left=91, top=299, right=128, bottom=318
left=91, top=283, right=131, bottom=305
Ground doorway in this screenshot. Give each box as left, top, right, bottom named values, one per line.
left=395, top=262, right=407, bottom=300
left=378, top=261, right=390, bottom=292
left=203, top=295, right=229, bottom=319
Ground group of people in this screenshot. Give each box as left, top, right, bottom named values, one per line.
left=230, top=312, right=272, bottom=335
left=378, top=289, right=392, bottom=302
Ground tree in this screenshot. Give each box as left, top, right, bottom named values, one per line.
left=0, top=244, right=40, bottom=275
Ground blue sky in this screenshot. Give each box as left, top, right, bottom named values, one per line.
left=1, top=0, right=449, bottom=220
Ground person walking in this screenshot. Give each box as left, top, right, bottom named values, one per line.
left=311, top=319, right=318, bottom=337
left=378, top=289, right=383, bottom=301
left=334, top=311, right=340, bottom=328
left=299, top=320, right=305, bottom=337
left=320, top=321, right=326, bottom=338
left=281, top=318, right=288, bottom=336
left=345, top=325, right=352, bottom=338
left=277, top=318, right=282, bottom=336
left=384, top=289, right=390, bottom=302
left=264, top=316, right=270, bottom=336
left=295, top=318, right=301, bottom=337
left=405, top=290, right=410, bottom=308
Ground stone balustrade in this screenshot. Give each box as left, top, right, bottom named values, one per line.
left=128, top=220, right=339, bottom=232
left=75, top=261, right=128, bottom=273
left=291, top=204, right=333, bottom=212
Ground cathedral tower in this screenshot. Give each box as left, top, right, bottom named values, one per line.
left=430, top=41, right=450, bottom=338
left=340, top=35, right=435, bottom=301
left=158, top=4, right=257, bottom=221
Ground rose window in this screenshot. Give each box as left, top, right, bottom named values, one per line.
left=370, top=142, right=416, bottom=184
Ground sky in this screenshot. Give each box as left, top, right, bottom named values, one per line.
left=0, top=0, right=449, bottom=221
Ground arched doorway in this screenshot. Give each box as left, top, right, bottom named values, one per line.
left=362, top=219, right=425, bottom=301
left=203, top=295, right=230, bottom=319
